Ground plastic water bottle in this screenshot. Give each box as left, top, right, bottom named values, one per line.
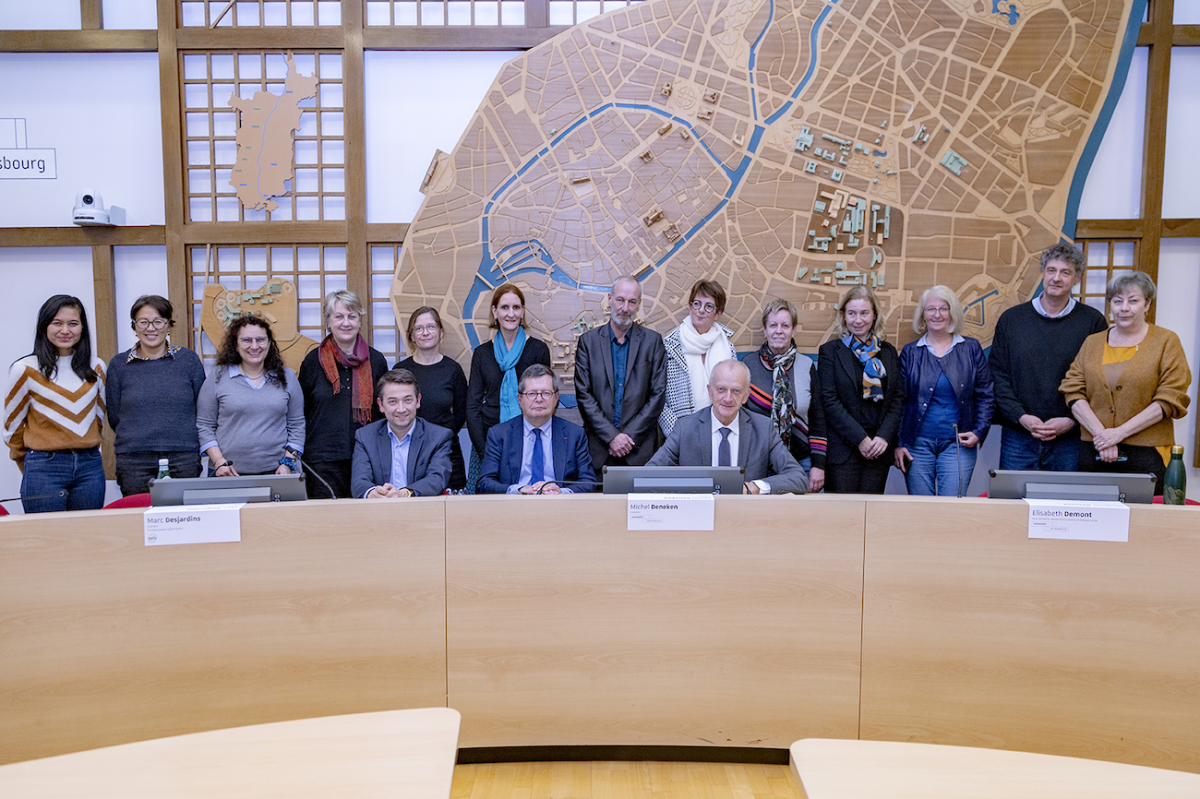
left=1163, top=445, right=1186, bottom=505
left=156, top=458, right=172, bottom=481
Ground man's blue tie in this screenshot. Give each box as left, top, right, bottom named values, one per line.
left=530, top=427, right=545, bottom=484
left=718, top=427, right=731, bottom=467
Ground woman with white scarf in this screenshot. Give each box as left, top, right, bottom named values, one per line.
left=659, top=279, right=737, bottom=437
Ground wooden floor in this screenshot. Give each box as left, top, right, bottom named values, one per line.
left=451, top=761, right=802, bottom=798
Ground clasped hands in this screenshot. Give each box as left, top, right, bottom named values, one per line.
left=519, top=481, right=562, bottom=495
left=1020, top=414, right=1076, bottom=442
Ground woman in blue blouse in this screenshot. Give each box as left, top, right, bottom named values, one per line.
left=894, top=285, right=995, bottom=496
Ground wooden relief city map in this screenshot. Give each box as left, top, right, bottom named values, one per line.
left=392, top=0, right=1143, bottom=387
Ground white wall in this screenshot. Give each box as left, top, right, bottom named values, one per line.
left=0, top=53, right=164, bottom=227
left=363, top=50, right=519, bottom=223
left=1156, top=239, right=1200, bottom=499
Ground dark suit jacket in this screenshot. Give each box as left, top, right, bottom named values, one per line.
left=816, top=338, right=904, bottom=466
left=477, top=415, right=598, bottom=494
left=350, top=418, right=454, bottom=498
left=466, top=337, right=552, bottom=455
left=573, top=322, right=667, bottom=469
left=645, top=407, right=809, bottom=494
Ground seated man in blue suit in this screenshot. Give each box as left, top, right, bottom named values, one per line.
left=477, top=364, right=598, bottom=494
left=647, top=359, right=809, bottom=494
left=351, top=369, right=454, bottom=498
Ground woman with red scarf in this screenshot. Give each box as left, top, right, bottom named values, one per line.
left=299, top=290, right=388, bottom=497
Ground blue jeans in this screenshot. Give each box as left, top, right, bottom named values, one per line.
left=999, top=428, right=1081, bottom=472
left=21, top=447, right=106, bottom=513
left=905, top=437, right=978, bottom=497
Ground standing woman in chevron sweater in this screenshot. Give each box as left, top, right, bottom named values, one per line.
left=4, top=295, right=107, bottom=513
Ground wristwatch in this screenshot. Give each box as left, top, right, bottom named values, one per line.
left=398, top=487, right=415, bottom=498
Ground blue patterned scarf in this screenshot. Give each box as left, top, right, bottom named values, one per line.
left=843, top=334, right=886, bottom=402
left=494, top=326, right=528, bottom=422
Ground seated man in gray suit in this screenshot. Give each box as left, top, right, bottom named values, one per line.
left=647, top=359, right=809, bottom=494
left=351, top=369, right=453, bottom=498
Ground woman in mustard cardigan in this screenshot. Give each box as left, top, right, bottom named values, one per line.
left=1059, top=272, right=1191, bottom=493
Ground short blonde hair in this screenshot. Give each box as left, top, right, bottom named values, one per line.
left=912, top=285, right=964, bottom=335
left=760, top=298, right=797, bottom=328
left=836, top=285, right=883, bottom=339
left=322, top=289, right=365, bottom=328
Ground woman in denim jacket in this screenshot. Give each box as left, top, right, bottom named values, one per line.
left=895, top=286, right=995, bottom=496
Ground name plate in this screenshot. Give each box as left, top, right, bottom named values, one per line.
left=627, top=493, right=714, bottom=531
left=1025, top=499, right=1130, bottom=542
left=144, top=503, right=244, bottom=546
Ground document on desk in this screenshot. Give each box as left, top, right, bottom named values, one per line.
left=1025, top=499, right=1130, bottom=542
left=144, top=503, right=244, bottom=546
left=627, top=493, right=714, bottom=531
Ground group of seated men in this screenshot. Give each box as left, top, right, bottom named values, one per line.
left=351, top=358, right=808, bottom=498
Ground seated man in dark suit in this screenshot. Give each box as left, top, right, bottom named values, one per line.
left=647, top=359, right=809, bottom=494
left=351, top=369, right=453, bottom=498
left=477, top=364, right=597, bottom=494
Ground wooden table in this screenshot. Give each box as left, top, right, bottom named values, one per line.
left=0, top=708, right=461, bottom=798
left=789, top=738, right=1200, bottom=798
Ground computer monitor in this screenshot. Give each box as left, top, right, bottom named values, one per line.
left=602, top=465, right=745, bottom=495
left=149, top=474, right=308, bottom=506
left=987, top=469, right=1156, bottom=504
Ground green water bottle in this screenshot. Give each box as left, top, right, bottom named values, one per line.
left=1163, top=445, right=1186, bottom=505
left=156, top=458, right=172, bottom=481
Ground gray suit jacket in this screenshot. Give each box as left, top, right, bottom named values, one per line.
left=646, top=407, right=809, bottom=494
left=350, top=418, right=453, bottom=498
left=574, top=322, right=666, bottom=468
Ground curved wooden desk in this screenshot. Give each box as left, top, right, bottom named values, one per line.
left=0, top=708, right=461, bottom=798
left=789, top=738, right=1200, bottom=798
left=1, top=496, right=1198, bottom=774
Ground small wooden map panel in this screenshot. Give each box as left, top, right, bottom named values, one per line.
left=392, top=0, right=1140, bottom=384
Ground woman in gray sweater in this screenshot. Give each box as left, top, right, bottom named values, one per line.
left=197, top=316, right=305, bottom=476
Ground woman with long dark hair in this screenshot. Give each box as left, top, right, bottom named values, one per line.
left=4, top=295, right=107, bottom=512
left=298, top=290, right=388, bottom=497
left=106, top=294, right=207, bottom=496
left=197, top=315, right=305, bottom=477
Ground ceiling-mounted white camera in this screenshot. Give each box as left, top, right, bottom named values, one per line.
left=73, top=189, right=112, bottom=226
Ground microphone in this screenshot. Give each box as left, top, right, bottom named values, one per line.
left=953, top=422, right=964, bottom=498
left=0, top=490, right=68, bottom=508
left=299, top=456, right=338, bottom=499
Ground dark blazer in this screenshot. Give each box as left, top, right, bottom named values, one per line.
left=645, top=407, right=809, bottom=494
left=466, top=337, right=552, bottom=455
left=817, top=338, right=904, bottom=466
left=477, top=415, right=598, bottom=494
left=350, top=417, right=454, bottom=498
left=573, top=322, right=667, bottom=469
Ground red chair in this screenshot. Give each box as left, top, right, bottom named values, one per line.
left=104, top=493, right=152, bottom=509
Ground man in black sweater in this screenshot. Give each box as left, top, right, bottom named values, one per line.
left=989, top=243, right=1108, bottom=471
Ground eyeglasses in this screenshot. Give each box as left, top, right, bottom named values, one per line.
left=924, top=306, right=950, bottom=317
left=239, top=336, right=268, bottom=346
left=519, top=390, right=558, bottom=400
left=690, top=301, right=717, bottom=314
left=135, top=318, right=169, bottom=330
left=412, top=325, right=440, bottom=334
